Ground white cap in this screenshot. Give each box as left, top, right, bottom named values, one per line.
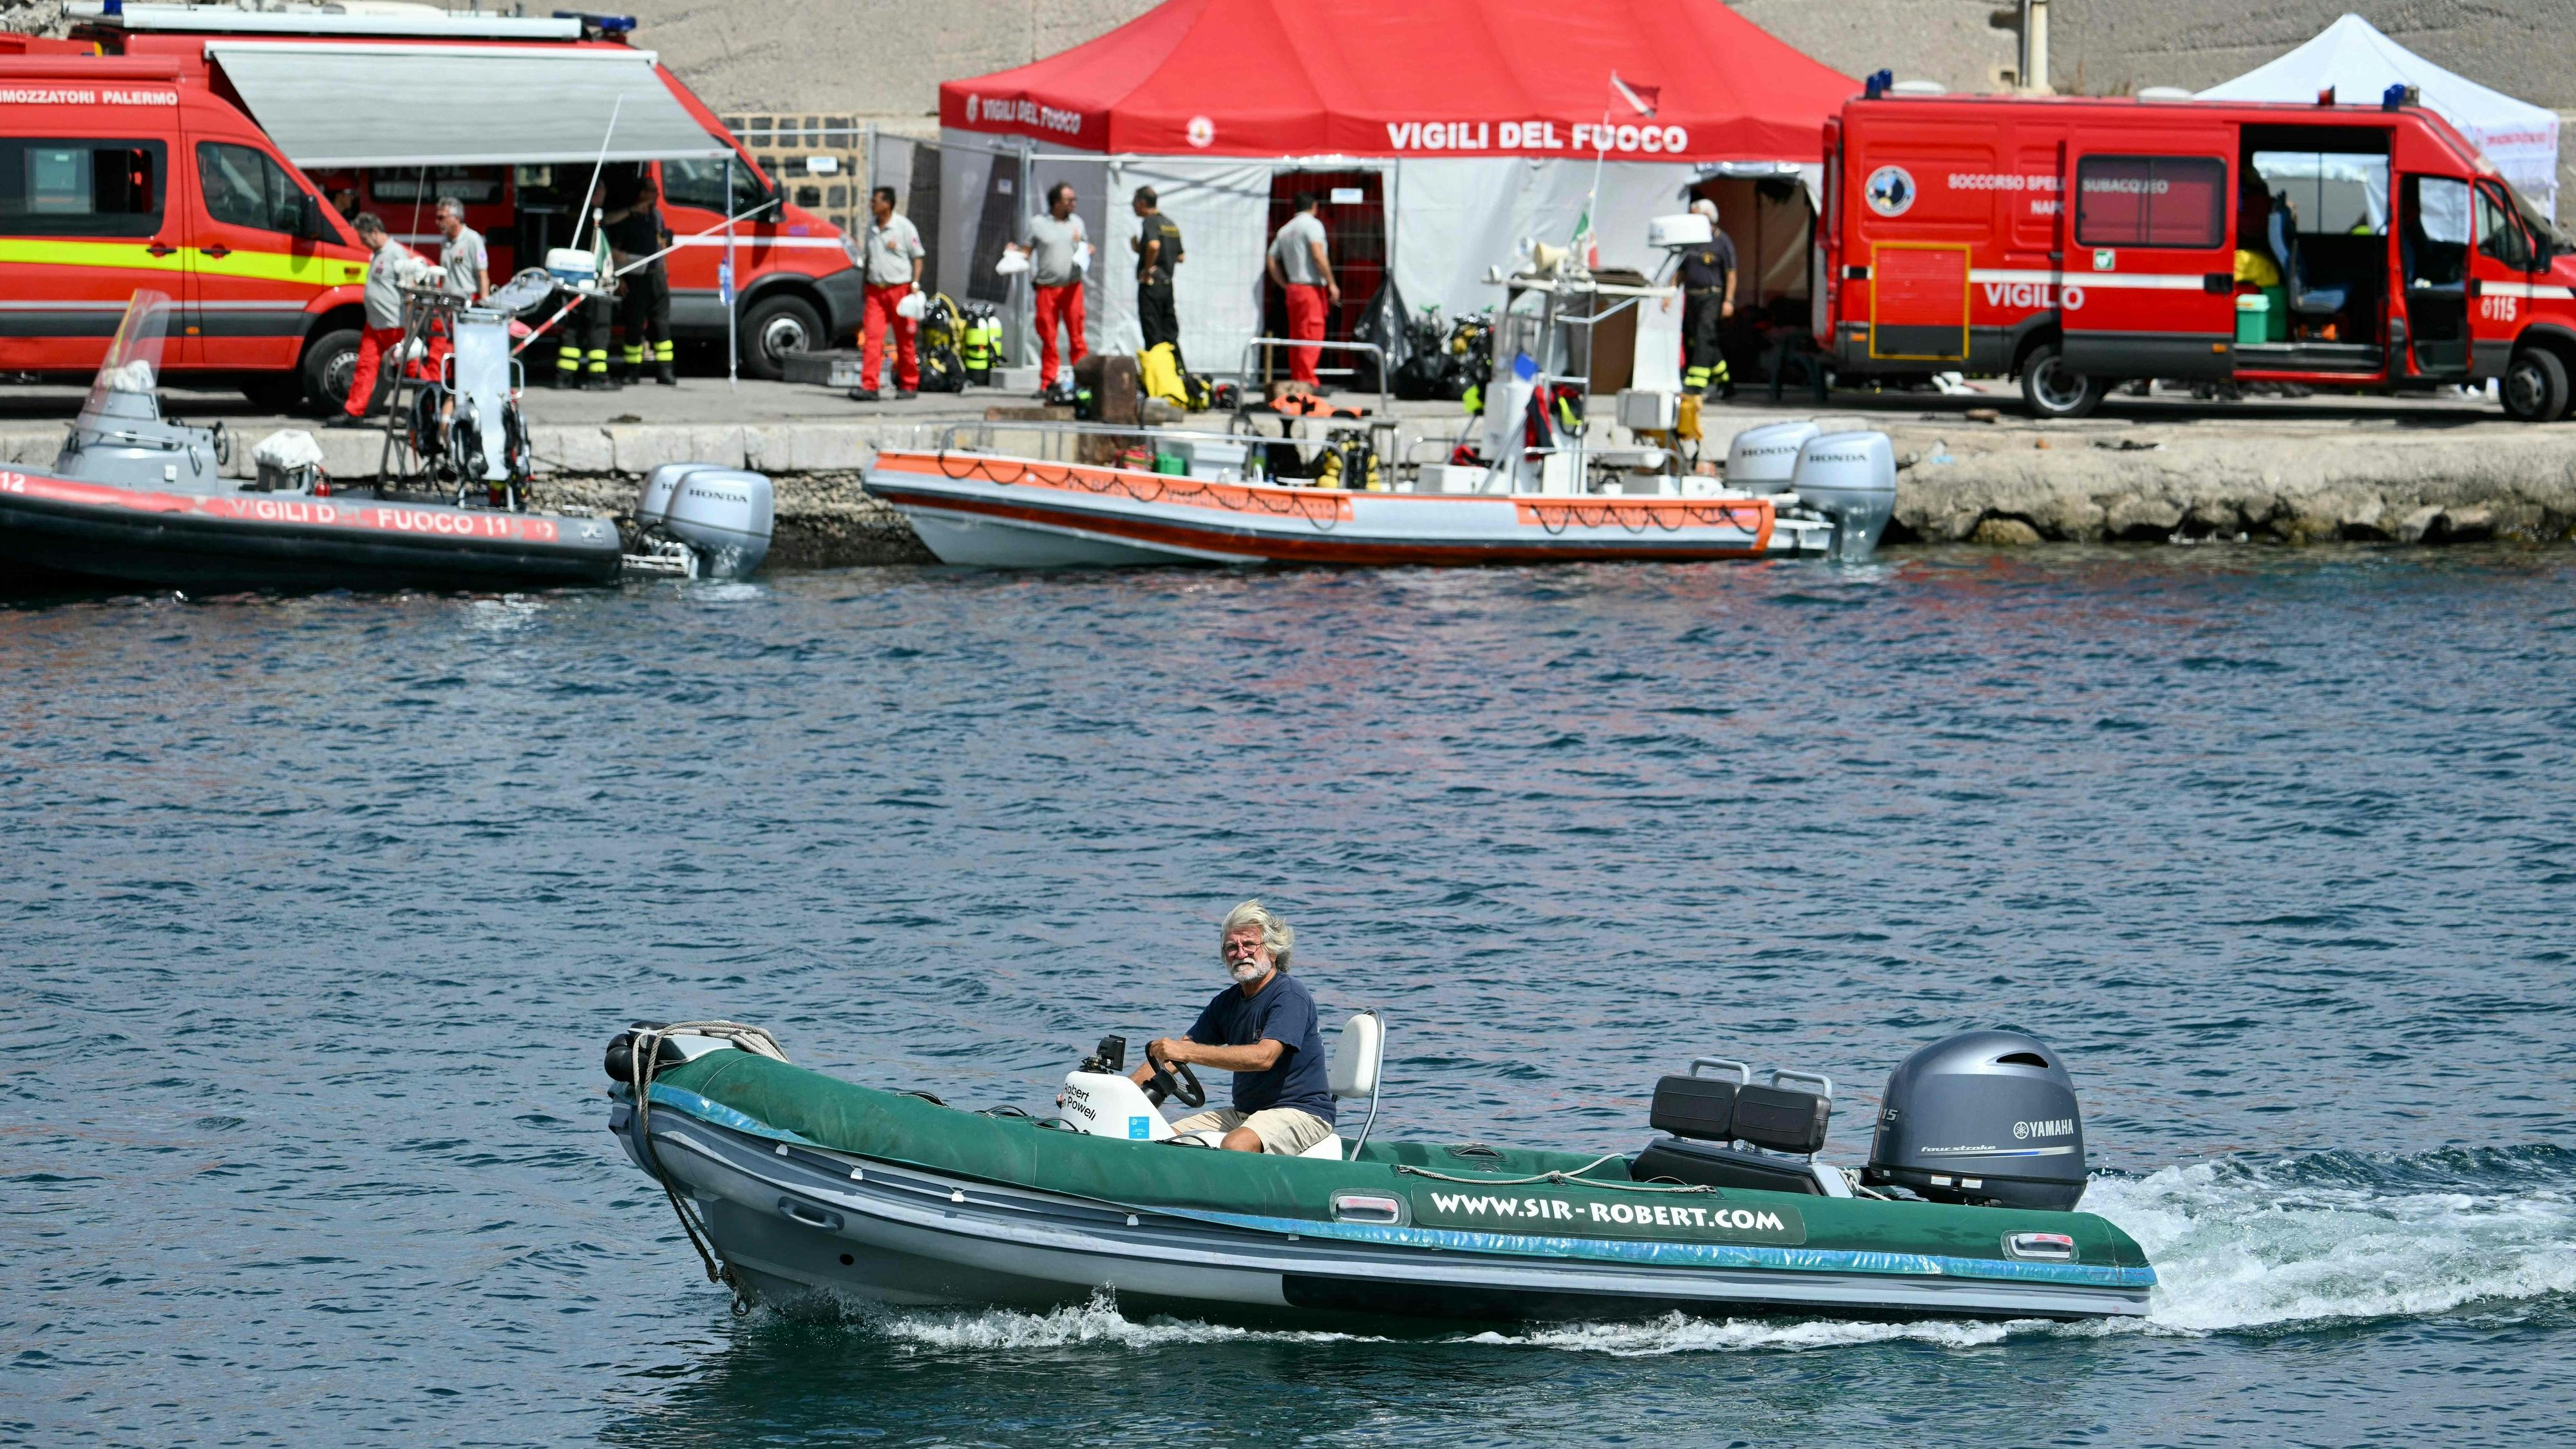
left=1690, top=198, right=1719, bottom=222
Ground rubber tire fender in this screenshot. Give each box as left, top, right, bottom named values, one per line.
left=2021, top=341, right=2105, bottom=421
left=303, top=327, right=364, bottom=414
left=737, top=292, right=823, bottom=381
left=2501, top=345, right=2569, bottom=422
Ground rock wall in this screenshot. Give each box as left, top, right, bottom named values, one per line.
left=1875, top=421, right=2576, bottom=546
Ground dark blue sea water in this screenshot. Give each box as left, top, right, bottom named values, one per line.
left=6, top=548, right=2574, bottom=1447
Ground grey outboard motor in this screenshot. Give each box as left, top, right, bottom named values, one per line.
left=1723, top=420, right=1819, bottom=495
left=633, top=462, right=774, bottom=579
left=1864, top=1030, right=2088, bottom=1210
left=1790, top=430, right=1897, bottom=562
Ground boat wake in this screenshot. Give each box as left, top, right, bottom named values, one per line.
left=2086, top=1144, right=2576, bottom=1335
left=831, top=1148, right=2576, bottom=1356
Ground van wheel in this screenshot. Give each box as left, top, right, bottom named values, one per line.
left=2500, top=347, right=2568, bottom=422
left=2021, top=343, right=2103, bottom=419
left=737, top=294, right=821, bottom=381
left=303, top=328, right=363, bottom=413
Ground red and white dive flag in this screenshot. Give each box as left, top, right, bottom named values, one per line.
left=1611, top=72, right=1660, bottom=118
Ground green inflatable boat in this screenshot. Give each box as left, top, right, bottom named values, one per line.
left=605, top=1020, right=2154, bottom=1325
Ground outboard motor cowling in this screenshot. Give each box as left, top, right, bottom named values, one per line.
left=1723, top=420, right=1819, bottom=494
left=1790, top=430, right=1897, bottom=562
left=633, top=463, right=773, bottom=579
left=1864, top=1030, right=2087, bottom=1210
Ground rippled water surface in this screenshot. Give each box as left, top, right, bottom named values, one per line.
left=7, top=548, right=2575, bottom=1447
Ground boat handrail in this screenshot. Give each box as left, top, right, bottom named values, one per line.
left=1235, top=336, right=1390, bottom=418
left=929, top=420, right=1268, bottom=454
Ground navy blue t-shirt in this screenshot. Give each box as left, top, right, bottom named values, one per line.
left=1186, top=971, right=1334, bottom=1122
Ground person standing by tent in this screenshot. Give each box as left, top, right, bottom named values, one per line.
left=1268, top=193, right=1338, bottom=386
left=1131, top=186, right=1186, bottom=367
left=1679, top=198, right=1736, bottom=399
left=1008, top=182, right=1089, bottom=396
left=852, top=185, right=926, bottom=402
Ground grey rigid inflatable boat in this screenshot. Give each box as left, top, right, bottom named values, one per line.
left=604, top=1021, right=2155, bottom=1327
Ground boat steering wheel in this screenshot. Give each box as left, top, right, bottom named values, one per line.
left=1144, top=1056, right=1206, bottom=1109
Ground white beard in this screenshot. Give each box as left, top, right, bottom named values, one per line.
left=1229, top=960, right=1267, bottom=985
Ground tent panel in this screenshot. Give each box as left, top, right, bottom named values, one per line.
left=2197, top=15, right=2557, bottom=216
left=936, top=0, right=1850, bottom=163
left=209, top=44, right=728, bottom=168
left=1101, top=158, right=1274, bottom=374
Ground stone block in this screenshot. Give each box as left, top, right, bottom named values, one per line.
left=1970, top=515, right=2041, bottom=547
left=2103, top=492, right=2184, bottom=538
left=2395, top=504, right=2443, bottom=544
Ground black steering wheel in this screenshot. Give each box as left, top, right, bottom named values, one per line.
left=1144, top=1057, right=1206, bottom=1109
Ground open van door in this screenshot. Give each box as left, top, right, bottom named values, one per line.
left=2059, top=138, right=2238, bottom=383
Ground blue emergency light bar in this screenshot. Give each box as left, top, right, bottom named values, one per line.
left=552, top=10, right=636, bottom=33
left=1864, top=69, right=1892, bottom=99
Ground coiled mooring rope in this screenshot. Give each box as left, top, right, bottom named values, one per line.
left=624, top=1020, right=788, bottom=1314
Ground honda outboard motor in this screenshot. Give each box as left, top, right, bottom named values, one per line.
left=1723, top=419, right=1819, bottom=495
left=632, top=463, right=774, bottom=579
left=1864, top=1030, right=2087, bottom=1210
left=1790, top=430, right=1897, bottom=562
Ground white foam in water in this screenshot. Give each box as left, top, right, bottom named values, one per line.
left=2087, top=1157, right=2576, bottom=1334
left=868, top=1291, right=1381, bottom=1352
left=1461, top=1314, right=2015, bottom=1356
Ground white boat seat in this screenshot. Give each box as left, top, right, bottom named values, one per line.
left=1298, top=1010, right=1385, bottom=1160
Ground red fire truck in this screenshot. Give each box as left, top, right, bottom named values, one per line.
left=1, top=6, right=860, bottom=408
left=1818, top=79, right=2576, bottom=420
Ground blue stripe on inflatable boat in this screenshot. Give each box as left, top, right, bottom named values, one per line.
left=647, top=1083, right=826, bottom=1146
left=1152, top=1208, right=2158, bottom=1289
left=642, top=1084, right=2154, bottom=1291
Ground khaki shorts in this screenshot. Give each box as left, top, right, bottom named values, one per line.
left=1169, top=1106, right=1335, bottom=1156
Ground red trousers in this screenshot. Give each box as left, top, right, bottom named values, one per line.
left=1034, top=281, right=1086, bottom=386
left=343, top=325, right=406, bottom=417
left=1284, top=283, right=1329, bottom=384
left=862, top=282, right=918, bottom=391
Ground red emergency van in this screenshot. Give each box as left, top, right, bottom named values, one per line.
left=2, top=6, right=860, bottom=408
left=1819, top=82, right=2576, bottom=420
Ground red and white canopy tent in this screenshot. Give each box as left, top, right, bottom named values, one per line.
left=933, top=0, right=1853, bottom=372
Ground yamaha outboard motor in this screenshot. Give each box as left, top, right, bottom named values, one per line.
left=1790, top=430, right=1897, bottom=562
left=1864, top=1030, right=2087, bottom=1210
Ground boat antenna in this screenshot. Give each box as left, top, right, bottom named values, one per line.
left=572, top=95, right=623, bottom=252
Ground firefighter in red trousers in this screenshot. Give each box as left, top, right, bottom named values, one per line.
left=1267, top=192, right=1338, bottom=386
left=850, top=185, right=925, bottom=402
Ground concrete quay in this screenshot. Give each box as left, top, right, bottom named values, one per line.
left=6, top=376, right=2576, bottom=567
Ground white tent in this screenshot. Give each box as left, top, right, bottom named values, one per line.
left=2199, top=14, right=2559, bottom=218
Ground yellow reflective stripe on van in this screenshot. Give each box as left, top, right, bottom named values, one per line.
left=0, top=238, right=364, bottom=287
left=193, top=250, right=367, bottom=287
left=0, top=238, right=189, bottom=272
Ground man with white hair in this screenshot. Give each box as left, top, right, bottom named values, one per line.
left=1132, top=900, right=1335, bottom=1155
left=1678, top=196, right=1737, bottom=398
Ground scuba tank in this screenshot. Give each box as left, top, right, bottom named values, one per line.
left=1314, top=438, right=1385, bottom=491
left=961, top=304, right=999, bottom=384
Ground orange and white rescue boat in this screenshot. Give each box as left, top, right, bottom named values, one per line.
left=863, top=440, right=1883, bottom=569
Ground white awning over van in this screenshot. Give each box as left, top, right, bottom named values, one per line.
left=206, top=42, right=732, bottom=169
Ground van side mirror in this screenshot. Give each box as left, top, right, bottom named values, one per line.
left=297, top=193, right=323, bottom=242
